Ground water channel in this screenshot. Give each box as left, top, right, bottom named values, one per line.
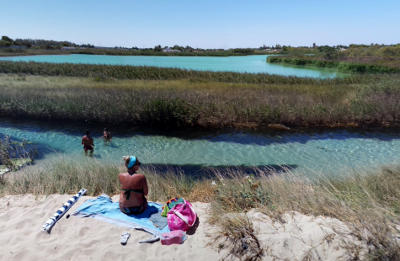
left=1, top=119, right=399, bottom=177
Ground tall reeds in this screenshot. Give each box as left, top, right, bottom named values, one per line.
left=267, top=56, right=399, bottom=73
left=0, top=73, right=399, bottom=129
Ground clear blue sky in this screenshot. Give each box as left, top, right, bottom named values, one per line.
left=1, top=0, right=399, bottom=48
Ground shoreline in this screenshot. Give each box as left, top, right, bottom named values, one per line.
left=2, top=114, right=400, bottom=134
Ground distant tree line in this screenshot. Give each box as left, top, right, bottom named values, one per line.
left=0, top=35, right=268, bottom=56
left=2, top=35, right=399, bottom=60
left=0, top=35, right=94, bottom=49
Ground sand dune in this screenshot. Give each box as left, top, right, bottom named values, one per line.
left=0, top=194, right=365, bottom=260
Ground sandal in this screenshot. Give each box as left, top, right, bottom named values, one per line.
left=120, top=232, right=131, bottom=245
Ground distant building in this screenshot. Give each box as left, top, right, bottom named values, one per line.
left=262, top=48, right=279, bottom=53
left=162, top=47, right=181, bottom=53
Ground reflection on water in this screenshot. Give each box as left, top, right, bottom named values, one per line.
left=0, top=119, right=399, bottom=176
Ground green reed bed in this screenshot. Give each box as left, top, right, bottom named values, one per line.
left=0, top=73, right=399, bottom=129
left=267, top=56, right=400, bottom=74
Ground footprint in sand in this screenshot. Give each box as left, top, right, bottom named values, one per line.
left=78, top=226, right=90, bottom=237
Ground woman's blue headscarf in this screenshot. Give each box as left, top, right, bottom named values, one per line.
left=127, top=156, right=137, bottom=169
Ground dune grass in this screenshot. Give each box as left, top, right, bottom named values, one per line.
left=210, top=168, right=400, bottom=260
left=214, top=214, right=264, bottom=261
left=0, top=73, right=399, bottom=130
left=0, top=158, right=214, bottom=202
left=1, top=159, right=399, bottom=259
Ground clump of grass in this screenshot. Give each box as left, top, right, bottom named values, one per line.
left=0, top=135, right=32, bottom=171
left=214, top=214, right=263, bottom=261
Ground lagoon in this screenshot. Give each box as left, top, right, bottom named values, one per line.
left=0, top=54, right=342, bottom=78
left=1, top=120, right=399, bottom=176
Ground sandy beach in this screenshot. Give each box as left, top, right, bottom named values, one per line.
left=0, top=194, right=366, bottom=261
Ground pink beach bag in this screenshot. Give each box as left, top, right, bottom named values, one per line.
left=167, top=200, right=197, bottom=232
left=161, top=230, right=187, bottom=245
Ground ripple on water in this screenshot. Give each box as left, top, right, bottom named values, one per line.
left=0, top=121, right=399, bottom=176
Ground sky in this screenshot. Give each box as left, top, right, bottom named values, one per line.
left=1, top=0, right=399, bottom=49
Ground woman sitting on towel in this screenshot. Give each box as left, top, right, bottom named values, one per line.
left=119, top=156, right=148, bottom=215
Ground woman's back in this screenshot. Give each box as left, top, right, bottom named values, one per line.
left=119, top=172, right=148, bottom=209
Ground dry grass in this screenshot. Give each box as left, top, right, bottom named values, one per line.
left=0, top=157, right=214, bottom=202
left=210, top=168, right=400, bottom=260
left=1, top=159, right=399, bottom=259
left=214, top=214, right=264, bottom=261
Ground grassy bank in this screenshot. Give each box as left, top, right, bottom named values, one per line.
left=1, top=159, right=399, bottom=259
left=0, top=136, right=32, bottom=174
left=0, top=73, right=399, bottom=130
left=267, top=56, right=399, bottom=74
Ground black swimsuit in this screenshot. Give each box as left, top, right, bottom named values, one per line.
left=120, top=189, right=147, bottom=215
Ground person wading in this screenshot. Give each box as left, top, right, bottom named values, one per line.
left=103, top=128, right=112, bottom=142
left=119, top=156, right=148, bottom=215
left=81, top=130, right=94, bottom=156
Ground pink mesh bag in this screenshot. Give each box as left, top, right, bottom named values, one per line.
left=167, top=200, right=197, bottom=232
left=161, top=230, right=186, bottom=245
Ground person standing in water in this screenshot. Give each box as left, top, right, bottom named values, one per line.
left=103, top=128, right=112, bottom=142
left=81, top=130, right=94, bottom=155
left=119, top=156, right=148, bottom=215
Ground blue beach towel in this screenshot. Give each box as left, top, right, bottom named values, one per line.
left=73, top=195, right=169, bottom=237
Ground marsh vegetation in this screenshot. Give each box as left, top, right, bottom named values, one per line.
left=268, top=44, right=400, bottom=74
left=0, top=71, right=399, bottom=130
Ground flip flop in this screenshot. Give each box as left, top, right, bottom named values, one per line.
left=120, top=232, right=131, bottom=245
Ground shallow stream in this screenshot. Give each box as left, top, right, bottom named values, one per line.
left=1, top=119, right=399, bottom=177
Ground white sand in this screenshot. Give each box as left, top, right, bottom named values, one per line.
left=0, top=194, right=365, bottom=260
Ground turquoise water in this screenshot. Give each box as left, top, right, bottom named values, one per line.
left=1, top=120, right=399, bottom=176
left=0, top=54, right=341, bottom=78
